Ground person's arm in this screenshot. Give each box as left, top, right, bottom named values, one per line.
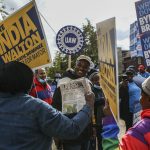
left=37, top=92, right=94, bottom=140
left=102, top=115, right=120, bottom=150
left=102, top=101, right=120, bottom=150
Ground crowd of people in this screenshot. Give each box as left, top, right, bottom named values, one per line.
left=102, top=76, right=150, bottom=150
left=0, top=61, right=94, bottom=150
left=0, top=55, right=150, bottom=150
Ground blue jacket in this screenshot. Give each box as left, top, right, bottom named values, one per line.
left=128, top=82, right=141, bottom=113
left=29, top=77, right=53, bottom=105
left=0, top=92, right=92, bottom=150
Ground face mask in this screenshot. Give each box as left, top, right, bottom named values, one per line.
left=93, top=84, right=101, bottom=90
left=128, top=78, right=133, bottom=82
left=38, top=78, right=46, bottom=84
left=55, top=78, right=60, bottom=82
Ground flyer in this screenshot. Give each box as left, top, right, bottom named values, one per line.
left=59, top=77, right=91, bottom=114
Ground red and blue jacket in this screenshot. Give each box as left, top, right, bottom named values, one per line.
left=102, top=109, right=150, bottom=150
left=29, top=78, right=53, bottom=105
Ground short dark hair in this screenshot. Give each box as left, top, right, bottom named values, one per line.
left=0, top=61, right=33, bottom=94
left=34, top=68, right=45, bottom=75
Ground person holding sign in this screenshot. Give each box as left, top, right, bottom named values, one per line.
left=52, top=55, right=94, bottom=150
left=102, top=76, right=150, bottom=150
left=0, top=61, right=95, bottom=150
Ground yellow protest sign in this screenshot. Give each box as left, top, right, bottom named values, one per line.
left=96, top=17, right=119, bottom=120
left=0, top=1, right=51, bottom=68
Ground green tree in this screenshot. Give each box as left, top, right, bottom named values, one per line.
left=67, top=19, right=98, bottom=67
left=47, top=51, right=68, bottom=78
left=82, top=19, right=98, bottom=64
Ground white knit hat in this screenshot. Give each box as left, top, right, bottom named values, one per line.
left=142, top=76, right=150, bottom=96
left=76, top=55, right=94, bottom=69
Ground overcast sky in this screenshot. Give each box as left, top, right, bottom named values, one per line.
left=2, top=0, right=138, bottom=60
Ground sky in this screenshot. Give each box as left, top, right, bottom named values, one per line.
left=2, top=0, right=138, bottom=60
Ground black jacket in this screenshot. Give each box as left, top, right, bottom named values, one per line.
left=119, top=82, right=130, bottom=120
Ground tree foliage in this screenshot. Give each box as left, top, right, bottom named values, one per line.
left=82, top=19, right=98, bottom=64
left=47, top=51, right=68, bottom=79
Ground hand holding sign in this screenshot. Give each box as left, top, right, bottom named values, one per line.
left=103, top=99, right=113, bottom=117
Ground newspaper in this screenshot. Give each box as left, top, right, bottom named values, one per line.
left=59, top=77, right=91, bottom=114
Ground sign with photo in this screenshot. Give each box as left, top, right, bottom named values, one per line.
left=130, top=21, right=143, bottom=57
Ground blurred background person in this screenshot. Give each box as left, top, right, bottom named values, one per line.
left=119, top=69, right=141, bottom=130
left=137, top=64, right=150, bottom=78
left=89, top=69, right=105, bottom=150
left=126, top=66, right=146, bottom=88
left=50, top=73, right=62, bottom=97
left=29, top=68, right=53, bottom=105
left=146, top=66, right=150, bottom=74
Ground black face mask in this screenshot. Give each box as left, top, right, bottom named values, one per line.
left=128, top=79, right=133, bottom=82
left=55, top=78, right=60, bottom=82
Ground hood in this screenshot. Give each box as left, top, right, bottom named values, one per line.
left=141, top=109, right=150, bottom=119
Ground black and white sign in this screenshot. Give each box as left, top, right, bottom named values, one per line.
left=56, top=25, right=84, bottom=55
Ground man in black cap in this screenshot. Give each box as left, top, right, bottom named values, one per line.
left=119, top=69, right=141, bottom=130
left=126, top=67, right=146, bottom=88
